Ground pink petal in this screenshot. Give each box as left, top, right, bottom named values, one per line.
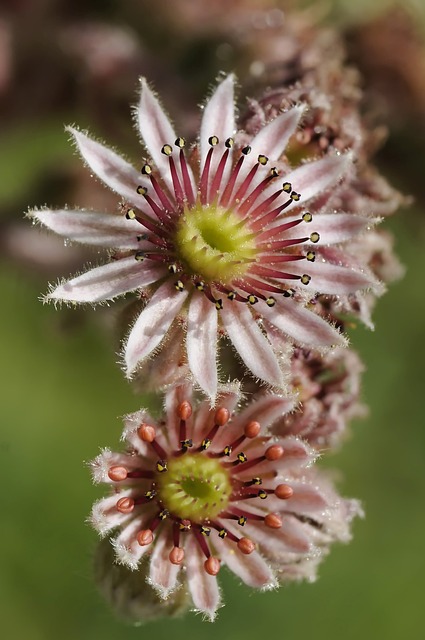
left=249, top=516, right=312, bottom=556
left=235, top=105, right=305, bottom=190
left=125, top=281, right=189, bottom=377
left=32, top=208, right=144, bottom=250
left=149, top=533, right=181, bottom=597
left=191, top=382, right=241, bottom=445
left=220, top=528, right=276, bottom=589
left=200, top=75, right=235, bottom=194
left=280, top=213, right=380, bottom=245
left=261, top=298, right=346, bottom=347
left=287, top=260, right=378, bottom=295
left=137, top=79, right=179, bottom=194
left=185, top=536, right=221, bottom=621
left=90, top=492, right=135, bottom=536
left=220, top=301, right=283, bottom=388
left=47, top=257, right=164, bottom=304
left=112, top=515, right=152, bottom=569
left=121, top=408, right=158, bottom=456
left=187, top=294, right=218, bottom=401
left=67, top=127, right=147, bottom=208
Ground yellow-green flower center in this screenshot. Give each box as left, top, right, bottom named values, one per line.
left=175, top=204, right=257, bottom=283
left=156, top=453, right=232, bottom=522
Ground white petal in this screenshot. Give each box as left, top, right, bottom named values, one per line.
left=221, top=301, right=283, bottom=388
left=220, top=530, right=276, bottom=589
left=200, top=75, right=235, bottom=197
left=287, top=260, right=378, bottom=295
left=235, top=105, right=305, bottom=190
left=112, top=515, right=152, bottom=569
left=137, top=79, right=178, bottom=193
left=148, top=533, right=181, bottom=598
left=279, top=213, right=380, bottom=245
left=32, top=208, right=145, bottom=249
left=67, top=127, right=147, bottom=208
left=187, top=294, right=218, bottom=401
left=261, top=298, right=346, bottom=347
left=47, top=257, right=164, bottom=304
left=185, top=536, right=221, bottom=621
left=125, top=281, right=188, bottom=377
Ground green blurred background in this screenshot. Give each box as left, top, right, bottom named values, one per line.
left=1, top=1, right=424, bottom=639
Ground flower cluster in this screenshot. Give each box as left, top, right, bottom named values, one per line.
left=30, top=66, right=398, bottom=621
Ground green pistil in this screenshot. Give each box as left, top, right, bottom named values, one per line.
left=174, top=204, right=257, bottom=283
left=156, top=453, right=232, bottom=523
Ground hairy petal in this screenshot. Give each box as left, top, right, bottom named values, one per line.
left=261, top=298, right=346, bottom=347
left=281, top=213, right=380, bottom=245
left=47, top=257, right=164, bottom=304
left=148, top=533, right=181, bottom=598
left=187, top=294, right=218, bottom=402
left=31, top=208, right=144, bottom=250
left=221, top=301, right=283, bottom=388
left=185, top=536, right=221, bottom=621
left=125, top=281, right=188, bottom=377
left=67, top=127, right=145, bottom=207
left=288, top=261, right=379, bottom=295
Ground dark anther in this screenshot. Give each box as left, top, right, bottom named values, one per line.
left=161, top=144, right=173, bottom=156
left=300, top=274, right=311, bottom=285
left=302, top=212, right=313, bottom=223
left=215, top=299, right=223, bottom=310
left=168, top=264, right=178, bottom=274
left=141, top=164, right=152, bottom=175
left=175, top=137, right=186, bottom=148
left=306, top=251, right=316, bottom=262
left=200, top=526, right=211, bottom=536
left=290, top=191, right=301, bottom=201
left=174, top=280, right=185, bottom=291
left=258, top=154, right=268, bottom=165
left=156, top=460, right=168, bottom=473
left=218, top=529, right=228, bottom=539
left=136, top=185, right=148, bottom=195
left=309, top=232, right=320, bottom=243
left=282, top=182, right=292, bottom=193
left=208, top=136, right=219, bottom=146
left=225, top=137, right=234, bottom=148
left=242, top=145, right=252, bottom=155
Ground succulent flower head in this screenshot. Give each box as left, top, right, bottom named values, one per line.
left=89, top=384, right=362, bottom=620
left=30, top=75, right=379, bottom=400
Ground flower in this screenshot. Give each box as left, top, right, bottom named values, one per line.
left=30, top=75, right=378, bottom=400
left=89, top=383, right=361, bottom=621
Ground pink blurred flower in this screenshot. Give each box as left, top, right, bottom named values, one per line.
left=30, top=75, right=378, bottom=400
left=89, top=383, right=361, bottom=620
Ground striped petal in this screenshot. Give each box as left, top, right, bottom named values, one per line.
left=125, top=281, right=188, bottom=377
left=187, top=293, right=218, bottom=401
left=185, top=536, right=221, bottom=621
left=47, top=257, right=164, bottom=304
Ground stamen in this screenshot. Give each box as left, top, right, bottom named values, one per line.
left=199, top=147, right=214, bottom=205
left=300, top=274, right=311, bottom=285
left=209, top=146, right=232, bottom=201
left=125, top=208, right=163, bottom=236
left=156, top=460, right=168, bottom=473
left=219, top=155, right=245, bottom=208
left=275, top=484, right=294, bottom=499
left=264, top=513, right=282, bottom=529
left=237, top=538, right=256, bottom=554
left=116, top=497, right=134, bottom=514
left=249, top=195, right=296, bottom=231
left=309, top=232, right=320, bottom=243
left=237, top=167, right=280, bottom=216
left=204, top=557, right=220, bottom=576
left=169, top=546, right=185, bottom=565
left=137, top=529, right=154, bottom=546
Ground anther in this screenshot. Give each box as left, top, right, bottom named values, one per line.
left=300, top=274, right=311, bottom=285
left=116, top=497, right=135, bottom=514
left=195, top=281, right=205, bottom=291
left=244, top=421, right=261, bottom=438
left=200, top=526, right=211, bottom=537
left=237, top=452, right=248, bottom=463
left=242, top=145, right=251, bottom=155
left=156, top=460, right=168, bottom=473
left=258, top=489, right=268, bottom=500
left=266, top=296, right=276, bottom=307
left=161, top=144, right=173, bottom=156
left=282, top=182, right=292, bottom=192
left=218, top=528, right=227, bottom=539
left=291, top=191, right=301, bottom=201
left=275, top=484, right=294, bottom=500
left=237, top=537, right=255, bottom=555
left=224, top=446, right=232, bottom=457
left=134, top=251, right=145, bottom=262
left=264, top=513, right=282, bottom=529
left=136, top=185, right=148, bottom=195
left=214, top=407, right=230, bottom=426
left=237, top=515, right=247, bottom=526
left=227, top=291, right=236, bottom=300
left=225, top=137, right=234, bottom=148
left=201, top=438, right=211, bottom=451
left=180, top=439, right=193, bottom=450
left=178, top=401, right=193, bottom=420
left=247, top=294, right=258, bottom=305
left=159, top=509, right=169, bottom=520
left=144, top=489, right=157, bottom=500
left=141, top=164, right=152, bottom=175
left=258, top=154, right=268, bottom=165
left=302, top=212, right=313, bottom=222
left=174, top=280, right=185, bottom=291
left=306, top=251, right=316, bottom=262
left=125, top=208, right=136, bottom=220
left=137, top=529, right=153, bottom=546
left=309, top=232, right=320, bottom=243
left=179, top=520, right=191, bottom=531
left=270, top=167, right=279, bottom=177
left=204, top=557, right=220, bottom=576
left=208, top=135, right=219, bottom=146
left=138, top=424, right=156, bottom=443
left=215, top=299, right=223, bottom=310
left=245, top=477, right=262, bottom=486
left=282, top=288, right=295, bottom=298
left=265, top=445, right=284, bottom=461
left=168, top=264, right=178, bottom=274
left=169, top=546, right=185, bottom=565
left=108, top=466, right=128, bottom=482
left=175, top=137, right=186, bottom=148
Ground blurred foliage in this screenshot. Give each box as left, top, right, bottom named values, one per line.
left=1, top=1, right=424, bottom=639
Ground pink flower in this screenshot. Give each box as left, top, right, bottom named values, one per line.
left=30, top=75, right=378, bottom=400
left=89, top=384, right=361, bottom=621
